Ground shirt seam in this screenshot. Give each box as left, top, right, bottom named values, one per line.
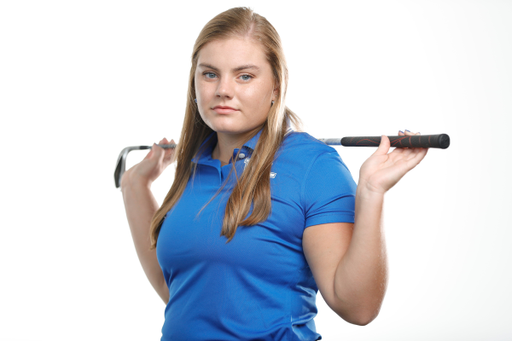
left=300, top=151, right=330, bottom=219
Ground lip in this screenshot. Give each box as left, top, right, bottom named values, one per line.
left=212, top=105, right=238, bottom=114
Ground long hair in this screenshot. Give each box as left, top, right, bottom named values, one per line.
left=149, top=7, right=301, bottom=249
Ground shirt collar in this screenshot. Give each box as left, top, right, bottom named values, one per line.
left=192, top=129, right=263, bottom=164
left=191, top=133, right=216, bottom=164
left=241, top=128, right=262, bottom=152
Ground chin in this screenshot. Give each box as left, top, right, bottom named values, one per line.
left=206, top=121, right=244, bottom=134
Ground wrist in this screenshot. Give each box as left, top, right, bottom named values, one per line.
left=121, top=171, right=153, bottom=192
left=356, top=184, right=385, bottom=202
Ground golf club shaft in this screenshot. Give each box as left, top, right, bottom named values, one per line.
left=155, top=134, right=450, bottom=150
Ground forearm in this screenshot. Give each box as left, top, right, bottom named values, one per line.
left=333, top=187, right=387, bottom=324
left=122, top=181, right=169, bottom=303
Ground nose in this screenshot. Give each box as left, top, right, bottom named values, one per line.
left=216, top=77, right=234, bottom=99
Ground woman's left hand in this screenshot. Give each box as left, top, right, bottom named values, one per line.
left=358, top=130, right=428, bottom=195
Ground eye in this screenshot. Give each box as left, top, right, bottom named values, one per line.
left=203, top=72, right=217, bottom=79
left=239, top=74, right=253, bottom=81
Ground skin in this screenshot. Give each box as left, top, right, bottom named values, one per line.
left=120, top=36, right=429, bottom=324
left=120, top=137, right=175, bottom=303
left=303, top=130, right=427, bottom=324
left=195, top=37, right=277, bottom=166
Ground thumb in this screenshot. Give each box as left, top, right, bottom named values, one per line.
left=372, top=135, right=390, bottom=156
left=143, top=147, right=154, bottom=160
left=151, top=143, right=166, bottom=162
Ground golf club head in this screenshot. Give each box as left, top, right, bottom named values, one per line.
left=114, top=146, right=151, bottom=188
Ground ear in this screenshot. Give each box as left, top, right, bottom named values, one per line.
left=272, top=87, right=279, bottom=101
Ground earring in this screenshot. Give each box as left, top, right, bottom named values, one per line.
left=194, top=98, right=197, bottom=103
left=271, top=100, right=274, bottom=106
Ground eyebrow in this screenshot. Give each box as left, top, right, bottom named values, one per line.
left=198, top=63, right=260, bottom=72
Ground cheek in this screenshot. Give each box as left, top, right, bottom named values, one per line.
left=194, top=77, right=204, bottom=99
left=195, top=75, right=213, bottom=99
left=196, top=105, right=211, bottom=128
left=242, top=83, right=272, bottom=106
left=242, top=88, right=272, bottom=122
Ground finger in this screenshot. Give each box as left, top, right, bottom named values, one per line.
left=404, top=147, right=428, bottom=170
left=151, top=141, right=167, bottom=163
left=147, top=138, right=166, bottom=160
left=143, top=148, right=154, bottom=160
left=411, top=147, right=428, bottom=164
left=404, top=129, right=419, bottom=136
left=162, top=137, right=172, bottom=154
left=163, top=138, right=176, bottom=163
left=391, top=147, right=413, bottom=160
left=169, top=139, right=176, bottom=154
left=387, top=145, right=406, bottom=160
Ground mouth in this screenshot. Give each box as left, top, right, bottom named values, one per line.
left=212, top=105, right=239, bottom=114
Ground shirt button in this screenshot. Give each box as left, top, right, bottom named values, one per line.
left=239, top=153, right=246, bottom=159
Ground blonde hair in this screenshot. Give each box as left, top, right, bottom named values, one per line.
left=149, top=7, right=301, bottom=249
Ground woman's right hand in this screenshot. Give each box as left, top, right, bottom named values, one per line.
left=120, top=138, right=176, bottom=189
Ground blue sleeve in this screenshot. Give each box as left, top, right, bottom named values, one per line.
left=302, top=150, right=357, bottom=228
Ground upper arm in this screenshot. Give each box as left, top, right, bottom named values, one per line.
left=300, top=145, right=357, bottom=315
left=302, top=222, right=354, bottom=316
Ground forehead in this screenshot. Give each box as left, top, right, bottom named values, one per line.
left=197, top=37, right=270, bottom=69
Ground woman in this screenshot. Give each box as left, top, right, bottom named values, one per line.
left=121, top=7, right=427, bottom=341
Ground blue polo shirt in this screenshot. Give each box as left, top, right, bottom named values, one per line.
left=156, top=130, right=357, bottom=341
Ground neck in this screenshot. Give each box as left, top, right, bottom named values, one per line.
left=212, top=127, right=261, bottom=166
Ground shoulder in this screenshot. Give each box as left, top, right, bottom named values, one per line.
left=279, top=131, right=345, bottom=168
left=283, top=131, right=354, bottom=181
left=280, top=131, right=338, bottom=156
left=276, top=131, right=357, bottom=223
left=272, top=131, right=352, bottom=179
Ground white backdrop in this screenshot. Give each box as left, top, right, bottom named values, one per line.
left=1, top=1, right=511, bottom=340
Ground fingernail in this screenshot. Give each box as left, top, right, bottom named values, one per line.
left=405, top=129, right=411, bottom=132
left=399, top=130, right=404, bottom=134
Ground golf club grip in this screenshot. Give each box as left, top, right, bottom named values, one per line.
left=325, top=134, right=450, bottom=149
left=155, top=143, right=177, bottom=149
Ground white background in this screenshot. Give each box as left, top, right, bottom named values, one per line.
left=1, top=1, right=511, bottom=340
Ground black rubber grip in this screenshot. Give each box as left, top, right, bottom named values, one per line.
left=338, top=134, right=450, bottom=149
